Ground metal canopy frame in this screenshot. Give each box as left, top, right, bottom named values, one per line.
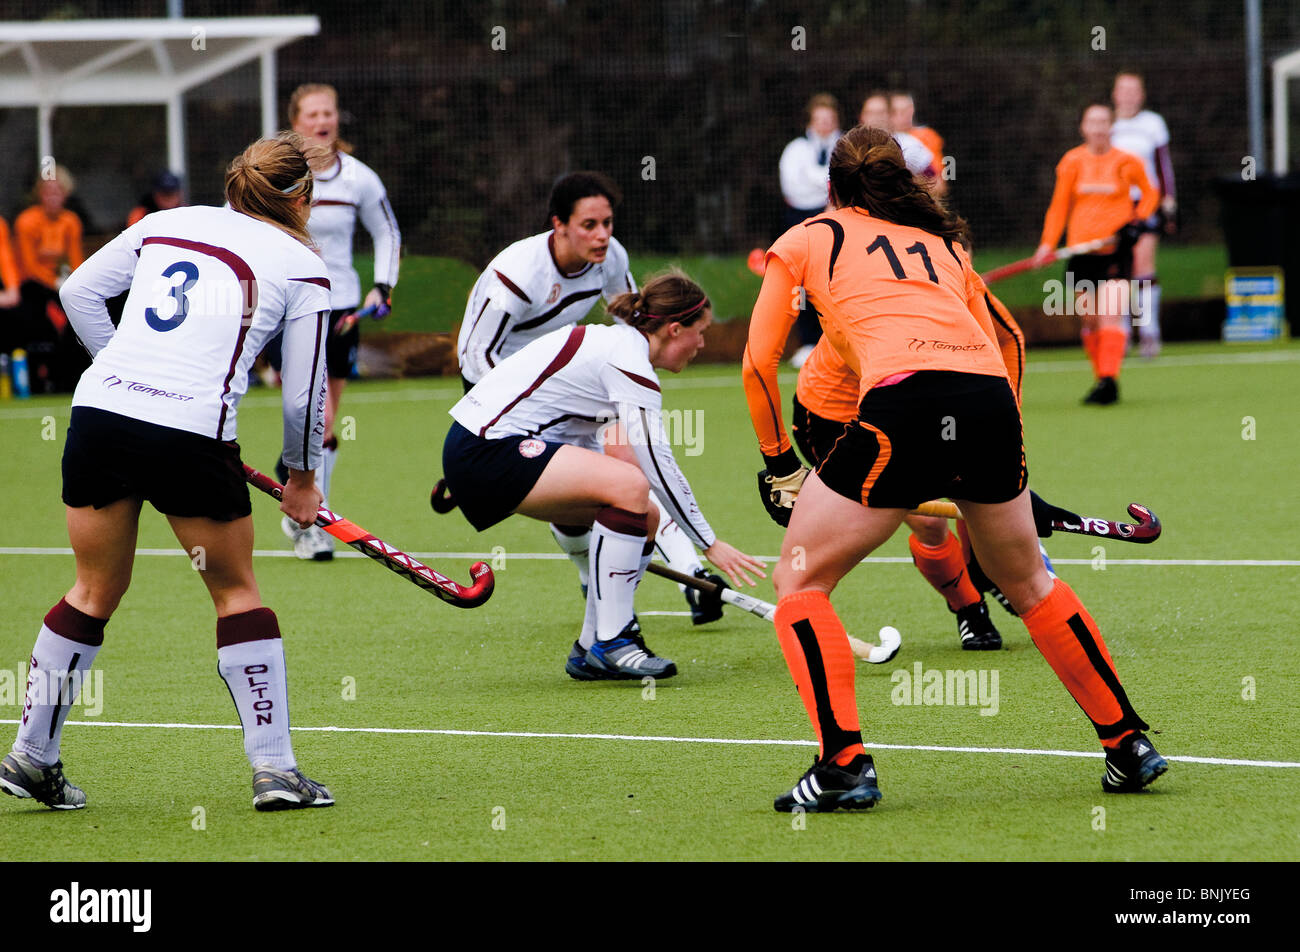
left=0, top=17, right=320, bottom=179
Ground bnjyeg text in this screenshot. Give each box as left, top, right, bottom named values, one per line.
left=50, top=883, right=151, bottom=932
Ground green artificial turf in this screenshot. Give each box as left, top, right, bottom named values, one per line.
left=0, top=341, right=1296, bottom=860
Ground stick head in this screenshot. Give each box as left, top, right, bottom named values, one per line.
left=1117, top=503, right=1161, bottom=543
left=430, top=478, right=458, bottom=514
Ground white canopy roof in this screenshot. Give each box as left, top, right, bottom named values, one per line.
left=1274, top=46, right=1300, bottom=173
left=0, top=16, right=320, bottom=178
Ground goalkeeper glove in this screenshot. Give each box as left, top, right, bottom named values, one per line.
left=757, top=449, right=809, bottom=527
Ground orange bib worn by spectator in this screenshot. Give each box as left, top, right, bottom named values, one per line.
left=14, top=206, right=84, bottom=290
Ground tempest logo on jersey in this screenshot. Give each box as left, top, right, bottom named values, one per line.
left=906, top=339, right=988, bottom=353
left=101, top=376, right=194, bottom=401
left=49, top=882, right=151, bottom=932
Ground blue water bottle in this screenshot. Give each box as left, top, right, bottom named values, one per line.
left=11, top=348, right=31, bottom=399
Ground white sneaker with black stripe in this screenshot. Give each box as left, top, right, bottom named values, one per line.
left=252, top=764, right=335, bottom=811
left=585, top=622, right=677, bottom=679
left=282, top=516, right=333, bottom=561
left=774, top=754, right=882, bottom=813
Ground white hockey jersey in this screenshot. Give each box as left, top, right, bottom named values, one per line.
left=457, top=231, right=635, bottom=385
left=1112, top=110, right=1173, bottom=201
left=60, top=205, right=331, bottom=471
left=450, top=322, right=715, bottom=548
left=309, top=151, right=400, bottom=309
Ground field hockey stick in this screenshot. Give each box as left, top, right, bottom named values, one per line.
left=645, top=563, right=900, bottom=664
left=910, top=491, right=1162, bottom=543
left=979, top=236, right=1113, bottom=285
left=243, top=464, right=494, bottom=608
left=332, top=300, right=391, bottom=336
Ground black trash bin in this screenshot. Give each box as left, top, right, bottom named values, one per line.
left=1214, top=173, right=1300, bottom=335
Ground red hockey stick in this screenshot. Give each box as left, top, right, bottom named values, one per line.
left=979, top=237, right=1113, bottom=285
left=243, top=464, right=494, bottom=608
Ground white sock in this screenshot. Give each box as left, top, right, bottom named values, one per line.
left=217, top=614, right=296, bottom=771
left=651, top=495, right=702, bottom=585
left=590, top=508, right=648, bottom=641
left=1133, top=275, right=1160, bottom=340
left=578, top=587, right=598, bottom=650
left=550, top=523, right=591, bottom=591
left=14, top=623, right=101, bottom=767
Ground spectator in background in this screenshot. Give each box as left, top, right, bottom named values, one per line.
left=860, top=91, right=944, bottom=196
left=1111, top=71, right=1176, bottom=359
left=126, top=170, right=185, bottom=227
left=778, top=93, right=841, bottom=367
left=0, top=217, right=22, bottom=359
left=889, top=91, right=945, bottom=170
left=13, top=167, right=85, bottom=391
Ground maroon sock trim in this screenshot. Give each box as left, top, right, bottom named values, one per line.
left=216, top=607, right=281, bottom=648
left=553, top=523, right=590, bottom=537
left=44, top=598, right=107, bottom=647
left=595, top=506, right=648, bottom=537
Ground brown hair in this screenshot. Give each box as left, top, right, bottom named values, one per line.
left=805, top=93, right=841, bottom=126
left=828, top=125, right=968, bottom=243
left=287, top=83, right=353, bottom=155
left=224, top=132, right=319, bottom=245
left=606, top=270, right=710, bottom=334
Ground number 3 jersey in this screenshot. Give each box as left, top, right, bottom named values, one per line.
left=60, top=205, right=332, bottom=470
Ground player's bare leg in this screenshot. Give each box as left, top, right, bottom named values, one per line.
left=1131, top=232, right=1161, bottom=358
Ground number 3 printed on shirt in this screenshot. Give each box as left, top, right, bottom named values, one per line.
left=145, top=260, right=199, bottom=332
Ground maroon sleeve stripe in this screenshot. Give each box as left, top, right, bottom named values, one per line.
left=494, top=270, right=532, bottom=304
left=312, top=199, right=357, bottom=208
left=480, top=326, right=586, bottom=437
left=291, top=276, right=331, bottom=289
left=484, top=312, right=512, bottom=368
left=618, top=367, right=660, bottom=392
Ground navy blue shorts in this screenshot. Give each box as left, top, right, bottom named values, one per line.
left=62, top=406, right=252, bottom=521
left=442, top=421, right=564, bottom=531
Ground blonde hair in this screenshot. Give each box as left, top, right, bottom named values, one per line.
left=33, top=164, right=76, bottom=200
left=287, top=83, right=353, bottom=155
left=606, top=270, right=710, bottom=334
left=224, top=132, right=320, bottom=245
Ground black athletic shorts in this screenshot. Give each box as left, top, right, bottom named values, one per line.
left=791, top=395, right=851, bottom=469
left=62, top=406, right=252, bottom=521
left=1069, top=250, right=1132, bottom=285
left=442, top=421, right=564, bottom=531
left=817, top=370, right=1027, bottom=509
left=262, top=308, right=358, bottom=380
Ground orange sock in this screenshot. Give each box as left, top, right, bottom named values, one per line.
left=774, top=590, right=865, bottom=765
left=1081, top=328, right=1100, bottom=375
left=1021, top=578, right=1147, bottom=746
left=909, top=531, right=981, bottom=611
left=1096, top=327, right=1128, bottom=379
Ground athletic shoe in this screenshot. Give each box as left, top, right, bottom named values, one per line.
left=585, top=622, right=677, bottom=679
left=283, top=516, right=333, bottom=561
left=1101, top=732, right=1168, bottom=793
left=252, top=764, right=335, bottom=811
left=684, top=568, right=727, bottom=625
left=565, top=640, right=623, bottom=681
left=956, top=600, right=1002, bottom=650
left=1139, top=334, right=1161, bottom=360
left=0, top=751, right=86, bottom=810
left=1082, top=376, right=1119, bottom=405
left=774, top=753, right=882, bottom=813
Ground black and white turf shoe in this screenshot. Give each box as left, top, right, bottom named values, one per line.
left=1101, top=732, right=1169, bottom=793
left=774, top=754, right=882, bottom=813
left=0, top=751, right=86, bottom=809
left=956, top=600, right=1002, bottom=650
left=252, top=765, right=335, bottom=811
left=585, top=622, right=677, bottom=679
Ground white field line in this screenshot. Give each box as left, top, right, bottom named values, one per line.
left=0, top=718, right=1293, bottom=769
left=1, top=548, right=1296, bottom=566
left=1, top=350, right=1297, bottom=420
